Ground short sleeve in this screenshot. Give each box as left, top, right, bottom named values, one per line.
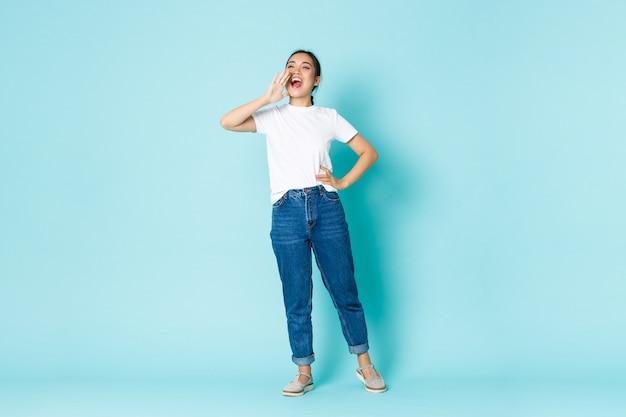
left=333, top=111, right=358, bottom=143
left=252, top=106, right=276, bottom=134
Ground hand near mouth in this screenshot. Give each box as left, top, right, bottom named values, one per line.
left=264, top=69, right=290, bottom=103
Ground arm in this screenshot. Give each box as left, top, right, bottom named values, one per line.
left=316, top=133, right=379, bottom=190
left=220, top=69, right=291, bottom=132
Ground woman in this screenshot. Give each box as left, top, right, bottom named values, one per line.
left=220, top=50, right=386, bottom=396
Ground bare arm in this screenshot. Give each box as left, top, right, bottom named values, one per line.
left=316, top=133, right=378, bottom=190
left=220, top=69, right=291, bottom=132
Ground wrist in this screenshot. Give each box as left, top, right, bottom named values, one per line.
left=259, top=94, right=273, bottom=106
left=337, top=178, right=350, bottom=190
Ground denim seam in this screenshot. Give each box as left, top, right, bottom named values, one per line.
left=272, top=193, right=288, bottom=209
left=312, top=242, right=356, bottom=347
left=320, top=188, right=340, bottom=202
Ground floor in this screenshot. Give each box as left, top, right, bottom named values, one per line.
left=2, top=373, right=624, bottom=417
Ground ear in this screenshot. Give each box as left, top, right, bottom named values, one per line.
left=314, top=76, right=321, bottom=86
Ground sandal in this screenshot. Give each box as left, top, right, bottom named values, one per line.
left=282, top=371, right=314, bottom=396
left=356, top=364, right=387, bottom=393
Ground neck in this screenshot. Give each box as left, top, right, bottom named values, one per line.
left=289, top=96, right=313, bottom=107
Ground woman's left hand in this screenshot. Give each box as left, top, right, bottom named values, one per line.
left=316, top=166, right=346, bottom=190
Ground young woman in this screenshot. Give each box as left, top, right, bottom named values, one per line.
left=220, top=50, right=386, bottom=396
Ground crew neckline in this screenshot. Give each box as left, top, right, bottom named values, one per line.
left=286, top=104, right=317, bottom=110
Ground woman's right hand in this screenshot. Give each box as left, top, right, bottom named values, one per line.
left=220, top=69, right=290, bottom=132
left=264, top=69, right=290, bottom=103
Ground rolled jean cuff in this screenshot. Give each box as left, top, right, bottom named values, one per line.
left=292, top=353, right=315, bottom=366
left=349, top=342, right=369, bottom=355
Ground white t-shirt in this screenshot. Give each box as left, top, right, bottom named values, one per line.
left=253, top=104, right=358, bottom=203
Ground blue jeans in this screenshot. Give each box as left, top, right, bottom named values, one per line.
left=270, top=185, right=369, bottom=366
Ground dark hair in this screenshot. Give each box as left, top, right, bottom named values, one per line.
left=287, top=49, right=322, bottom=105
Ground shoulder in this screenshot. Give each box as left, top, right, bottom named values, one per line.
left=314, top=106, right=353, bottom=126
left=256, top=104, right=283, bottom=116
left=253, top=105, right=284, bottom=123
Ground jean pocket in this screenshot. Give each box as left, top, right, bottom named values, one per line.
left=321, top=190, right=340, bottom=202
left=272, top=193, right=288, bottom=209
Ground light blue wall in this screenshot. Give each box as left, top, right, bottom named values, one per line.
left=1, top=0, right=624, bottom=381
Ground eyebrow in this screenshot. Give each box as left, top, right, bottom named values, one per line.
left=288, top=60, right=313, bottom=66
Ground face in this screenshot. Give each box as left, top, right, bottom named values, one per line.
left=286, top=52, right=320, bottom=100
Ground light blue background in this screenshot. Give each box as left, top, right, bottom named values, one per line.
left=1, top=0, right=625, bottom=415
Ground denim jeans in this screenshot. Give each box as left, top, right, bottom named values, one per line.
left=270, top=185, right=369, bottom=366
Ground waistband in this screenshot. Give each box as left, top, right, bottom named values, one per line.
left=285, top=185, right=326, bottom=197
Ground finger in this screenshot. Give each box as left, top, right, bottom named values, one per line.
left=279, top=69, right=290, bottom=85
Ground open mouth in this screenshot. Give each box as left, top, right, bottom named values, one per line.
left=290, top=77, right=302, bottom=88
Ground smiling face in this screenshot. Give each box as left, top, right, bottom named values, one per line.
left=286, top=52, right=321, bottom=105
